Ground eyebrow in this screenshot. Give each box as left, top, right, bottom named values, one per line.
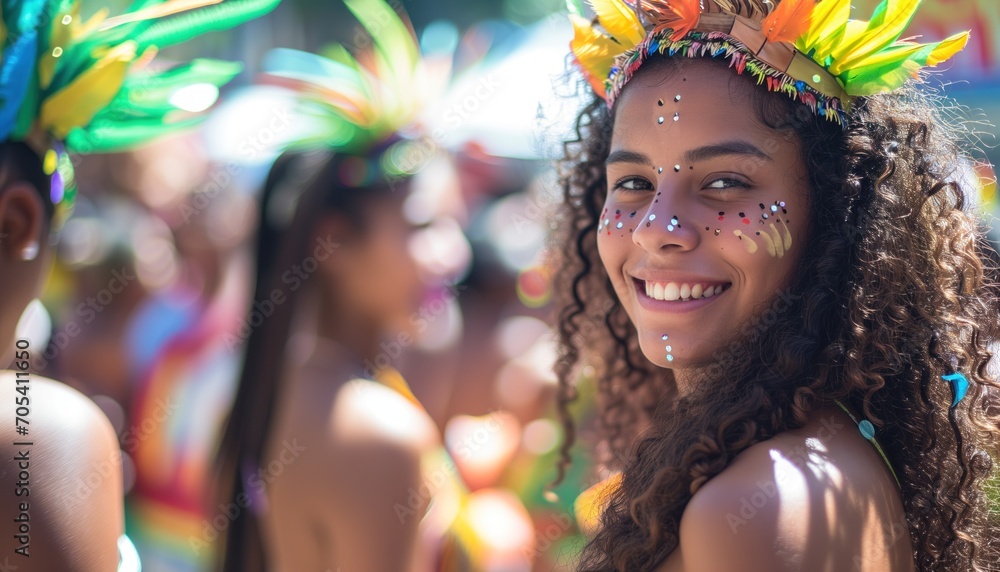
left=684, top=140, right=772, bottom=163
left=605, top=140, right=773, bottom=168
left=605, top=149, right=654, bottom=168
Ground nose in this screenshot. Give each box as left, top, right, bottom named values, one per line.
left=631, top=188, right=698, bottom=254
left=408, top=217, right=472, bottom=283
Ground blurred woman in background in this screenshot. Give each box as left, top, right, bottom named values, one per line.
left=215, top=0, right=501, bottom=569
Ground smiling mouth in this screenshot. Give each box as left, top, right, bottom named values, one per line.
left=634, top=278, right=732, bottom=302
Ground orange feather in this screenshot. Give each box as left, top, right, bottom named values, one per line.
left=645, top=0, right=701, bottom=41
left=761, top=0, right=816, bottom=44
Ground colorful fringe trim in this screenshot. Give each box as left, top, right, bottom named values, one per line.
left=605, top=30, right=848, bottom=127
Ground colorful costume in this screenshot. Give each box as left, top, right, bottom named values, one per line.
left=0, top=0, right=279, bottom=568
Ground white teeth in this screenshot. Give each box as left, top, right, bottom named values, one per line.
left=642, top=281, right=727, bottom=301
left=664, top=283, right=680, bottom=301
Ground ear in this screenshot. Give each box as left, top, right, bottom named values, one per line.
left=0, top=181, right=45, bottom=262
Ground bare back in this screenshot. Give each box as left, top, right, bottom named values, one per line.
left=260, top=360, right=440, bottom=572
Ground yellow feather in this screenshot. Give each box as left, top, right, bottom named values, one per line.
left=570, top=14, right=620, bottom=93
left=830, top=0, right=921, bottom=74
left=76, top=7, right=110, bottom=39
left=797, top=0, right=849, bottom=56
left=927, top=31, right=970, bottom=65
left=40, top=4, right=78, bottom=90
left=40, top=42, right=136, bottom=139
left=588, top=0, right=645, bottom=46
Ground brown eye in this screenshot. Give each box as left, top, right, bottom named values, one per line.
left=613, top=176, right=653, bottom=192
left=704, top=177, right=749, bottom=191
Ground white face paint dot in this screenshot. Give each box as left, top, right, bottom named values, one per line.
left=661, top=334, right=668, bottom=340
left=673, top=113, right=679, bottom=121
left=658, top=167, right=663, bottom=173
left=666, top=354, right=674, bottom=361
left=674, top=94, right=681, bottom=102
left=649, top=214, right=656, bottom=221
left=667, top=225, right=674, bottom=231
left=658, top=116, right=664, bottom=124
left=812, top=74, right=822, bottom=83
left=770, top=205, right=778, bottom=212
left=616, top=222, right=623, bottom=229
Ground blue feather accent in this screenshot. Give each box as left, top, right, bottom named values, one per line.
left=941, top=372, right=969, bottom=408
left=0, top=0, right=47, bottom=140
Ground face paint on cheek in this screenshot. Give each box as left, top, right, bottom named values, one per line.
left=732, top=229, right=758, bottom=253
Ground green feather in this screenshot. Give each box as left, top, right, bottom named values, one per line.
left=132, top=0, right=279, bottom=51
left=66, top=115, right=203, bottom=153
left=343, top=0, right=417, bottom=89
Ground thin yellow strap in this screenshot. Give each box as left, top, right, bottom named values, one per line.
left=833, top=400, right=902, bottom=490
left=372, top=366, right=423, bottom=410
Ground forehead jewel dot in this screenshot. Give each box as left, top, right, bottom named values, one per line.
left=658, top=116, right=665, bottom=124
left=673, top=113, right=679, bottom=121
left=674, top=94, right=681, bottom=101
left=658, top=167, right=663, bottom=173
left=658, top=98, right=664, bottom=106
left=673, top=165, right=680, bottom=172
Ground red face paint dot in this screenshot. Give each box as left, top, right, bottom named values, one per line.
left=742, top=218, right=750, bottom=224
left=718, top=216, right=724, bottom=221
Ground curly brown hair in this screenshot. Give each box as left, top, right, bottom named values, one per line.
left=550, top=53, right=1000, bottom=571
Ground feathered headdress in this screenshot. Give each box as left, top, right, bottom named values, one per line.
left=0, top=0, right=280, bottom=229
left=568, top=0, right=970, bottom=124
left=257, top=0, right=449, bottom=182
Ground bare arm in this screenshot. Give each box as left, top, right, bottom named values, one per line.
left=320, top=380, right=438, bottom=572
left=0, top=376, right=123, bottom=571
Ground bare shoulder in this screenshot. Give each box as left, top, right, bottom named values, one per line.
left=285, top=375, right=439, bottom=504
left=0, top=375, right=123, bottom=570
left=0, top=374, right=120, bottom=471
left=674, top=407, right=914, bottom=572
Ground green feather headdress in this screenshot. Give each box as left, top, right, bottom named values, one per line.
left=258, top=0, right=449, bottom=179
left=0, top=0, right=280, bottom=229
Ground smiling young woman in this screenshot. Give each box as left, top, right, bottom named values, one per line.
left=551, top=0, right=1000, bottom=570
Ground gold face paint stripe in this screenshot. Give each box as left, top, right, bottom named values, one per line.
left=777, top=216, right=793, bottom=251
left=732, top=229, right=758, bottom=253
left=767, top=222, right=784, bottom=258
left=758, top=229, right=777, bottom=257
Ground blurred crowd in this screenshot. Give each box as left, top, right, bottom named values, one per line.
left=12, top=1, right=1000, bottom=571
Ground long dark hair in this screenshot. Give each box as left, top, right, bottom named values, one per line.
left=551, top=54, right=1000, bottom=571
left=214, top=148, right=399, bottom=570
